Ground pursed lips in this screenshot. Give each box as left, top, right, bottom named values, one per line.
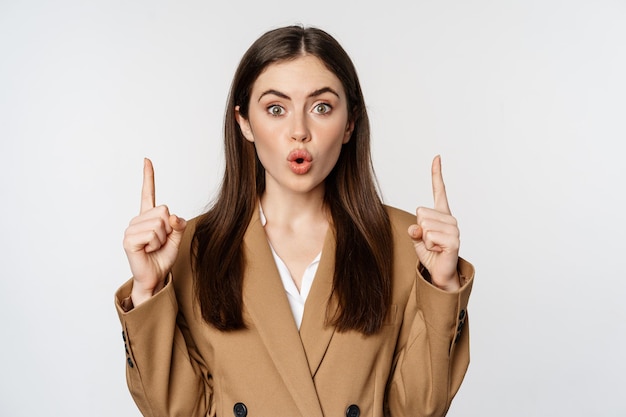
left=287, top=149, right=313, bottom=174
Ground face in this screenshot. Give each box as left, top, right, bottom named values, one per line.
left=236, top=55, right=354, bottom=198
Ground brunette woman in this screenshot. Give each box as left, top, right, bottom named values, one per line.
left=117, top=25, right=474, bottom=417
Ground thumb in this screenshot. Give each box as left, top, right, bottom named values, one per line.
left=408, top=224, right=423, bottom=241
left=408, top=224, right=432, bottom=264
left=167, top=215, right=187, bottom=245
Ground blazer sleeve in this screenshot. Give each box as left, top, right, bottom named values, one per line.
left=115, top=277, right=213, bottom=417
left=386, top=258, right=474, bottom=417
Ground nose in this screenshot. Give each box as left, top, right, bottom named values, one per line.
left=290, top=113, right=310, bottom=142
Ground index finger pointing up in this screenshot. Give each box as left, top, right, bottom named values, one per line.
left=432, top=155, right=451, bottom=214
left=140, top=158, right=156, bottom=213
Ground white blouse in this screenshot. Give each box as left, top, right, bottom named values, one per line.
left=259, top=206, right=320, bottom=329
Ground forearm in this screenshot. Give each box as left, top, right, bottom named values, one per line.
left=386, top=258, right=474, bottom=416
left=115, top=278, right=211, bottom=417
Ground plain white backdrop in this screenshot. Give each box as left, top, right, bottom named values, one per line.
left=1, top=0, right=625, bottom=416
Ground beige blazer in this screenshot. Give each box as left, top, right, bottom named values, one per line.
left=115, top=206, right=474, bottom=417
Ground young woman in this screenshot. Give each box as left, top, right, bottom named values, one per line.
left=117, top=25, right=474, bottom=417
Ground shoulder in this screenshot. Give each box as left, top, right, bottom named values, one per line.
left=171, top=215, right=203, bottom=274
left=383, top=205, right=417, bottom=257
left=179, top=215, right=201, bottom=250
left=384, top=205, right=415, bottom=231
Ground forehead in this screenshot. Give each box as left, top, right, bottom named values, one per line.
left=252, top=55, right=345, bottom=97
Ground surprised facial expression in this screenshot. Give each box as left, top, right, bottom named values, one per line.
left=236, top=55, right=354, bottom=198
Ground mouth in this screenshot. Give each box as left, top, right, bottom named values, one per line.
left=287, top=149, right=313, bottom=174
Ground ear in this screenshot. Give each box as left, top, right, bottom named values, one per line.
left=235, top=106, right=254, bottom=142
left=342, top=119, right=355, bottom=144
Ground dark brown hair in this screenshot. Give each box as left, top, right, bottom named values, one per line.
left=193, top=25, right=392, bottom=334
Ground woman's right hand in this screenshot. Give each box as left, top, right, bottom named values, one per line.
left=123, top=158, right=187, bottom=307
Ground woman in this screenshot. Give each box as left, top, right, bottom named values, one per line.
left=117, top=25, right=474, bottom=417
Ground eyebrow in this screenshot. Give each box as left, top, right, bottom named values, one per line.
left=257, top=87, right=341, bottom=102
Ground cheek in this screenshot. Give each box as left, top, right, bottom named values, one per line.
left=251, top=138, right=282, bottom=172
left=254, top=141, right=277, bottom=161
left=320, top=136, right=346, bottom=169
left=318, top=118, right=348, bottom=139
left=316, top=123, right=349, bottom=157
left=328, top=124, right=351, bottom=150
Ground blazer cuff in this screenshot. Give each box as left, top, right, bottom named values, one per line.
left=114, top=273, right=175, bottom=319
left=415, top=257, right=474, bottom=339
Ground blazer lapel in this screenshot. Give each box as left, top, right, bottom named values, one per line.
left=299, top=229, right=337, bottom=377
left=242, top=210, right=324, bottom=417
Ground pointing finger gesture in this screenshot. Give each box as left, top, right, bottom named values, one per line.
left=123, top=158, right=187, bottom=306
left=141, top=157, right=156, bottom=213
left=432, top=154, right=451, bottom=215
left=408, top=156, right=461, bottom=291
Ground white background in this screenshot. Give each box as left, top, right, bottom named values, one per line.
left=1, top=1, right=625, bottom=416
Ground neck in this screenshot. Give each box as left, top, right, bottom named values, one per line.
left=260, top=184, right=328, bottom=229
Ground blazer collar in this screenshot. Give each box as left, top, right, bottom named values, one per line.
left=299, top=229, right=337, bottom=377
left=242, top=207, right=336, bottom=417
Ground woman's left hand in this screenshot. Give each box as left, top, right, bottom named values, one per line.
left=408, top=155, right=461, bottom=292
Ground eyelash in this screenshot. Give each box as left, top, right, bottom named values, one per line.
left=314, top=103, right=332, bottom=114
left=266, top=103, right=333, bottom=117
left=267, top=105, right=285, bottom=117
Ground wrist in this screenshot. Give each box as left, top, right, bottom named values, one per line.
left=420, top=264, right=461, bottom=292
left=130, top=287, right=153, bottom=307
left=431, top=271, right=461, bottom=292
left=130, top=279, right=165, bottom=307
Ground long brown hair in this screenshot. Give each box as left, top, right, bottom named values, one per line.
left=193, top=25, right=392, bottom=334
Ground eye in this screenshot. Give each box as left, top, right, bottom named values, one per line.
left=267, top=105, right=285, bottom=116
left=313, top=103, right=332, bottom=114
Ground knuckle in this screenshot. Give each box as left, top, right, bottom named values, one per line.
left=128, top=215, right=142, bottom=226
left=144, top=242, right=155, bottom=253
left=155, top=216, right=167, bottom=230
left=156, top=205, right=170, bottom=216
left=144, top=216, right=166, bottom=233
left=419, top=218, right=432, bottom=231
left=123, top=227, right=136, bottom=244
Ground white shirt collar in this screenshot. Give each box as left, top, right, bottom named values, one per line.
left=258, top=203, right=321, bottom=329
